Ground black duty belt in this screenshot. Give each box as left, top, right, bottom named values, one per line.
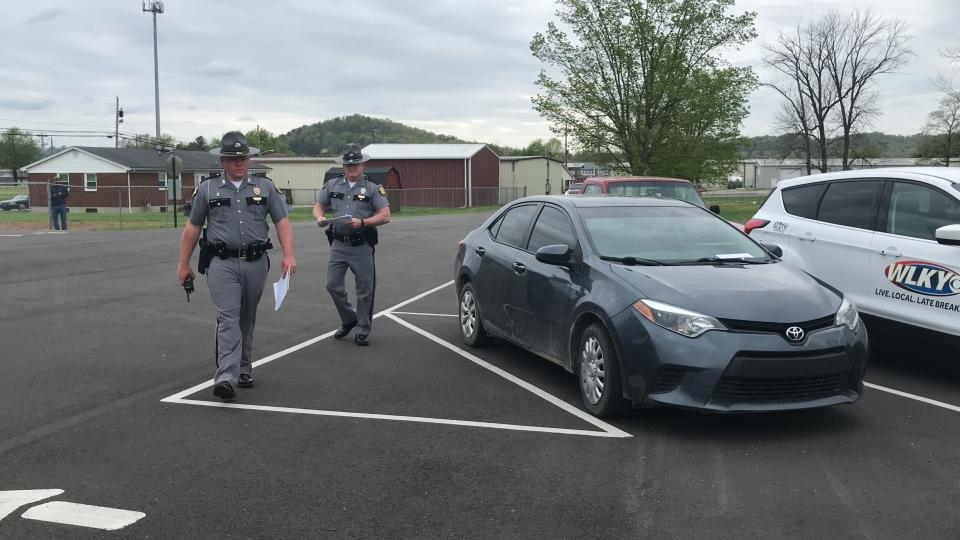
left=332, top=232, right=366, bottom=246
left=215, top=240, right=273, bottom=261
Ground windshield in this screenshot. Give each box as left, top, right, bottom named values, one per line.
left=606, top=181, right=706, bottom=208
left=580, top=206, right=769, bottom=263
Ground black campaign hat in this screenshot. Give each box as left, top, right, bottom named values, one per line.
left=336, top=143, right=370, bottom=165
left=210, top=131, right=259, bottom=157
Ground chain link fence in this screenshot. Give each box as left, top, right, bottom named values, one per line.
left=0, top=183, right=527, bottom=230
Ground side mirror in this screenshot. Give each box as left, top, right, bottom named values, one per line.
left=709, top=204, right=721, bottom=215
left=760, top=242, right=783, bottom=259
left=535, top=244, right=573, bottom=265
left=935, top=224, right=960, bottom=246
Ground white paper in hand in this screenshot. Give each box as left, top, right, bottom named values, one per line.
left=273, top=272, right=290, bottom=311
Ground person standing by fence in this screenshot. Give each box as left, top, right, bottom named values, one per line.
left=50, top=180, right=69, bottom=230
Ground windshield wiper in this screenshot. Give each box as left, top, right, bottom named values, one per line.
left=600, top=255, right=666, bottom=266
left=691, top=256, right=767, bottom=265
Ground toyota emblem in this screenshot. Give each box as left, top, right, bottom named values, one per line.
left=785, top=326, right=805, bottom=342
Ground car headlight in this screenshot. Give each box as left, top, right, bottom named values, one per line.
left=835, top=296, right=860, bottom=331
left=633, top=299, right=727, bottom=338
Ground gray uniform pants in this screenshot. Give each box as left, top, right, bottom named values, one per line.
left=207, top=255, right=269, bottom=385
left=326, top=242, right=376, bottom=335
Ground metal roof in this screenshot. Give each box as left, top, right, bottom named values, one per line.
left=362, top=144, right=489, bottom=160
left=24, top=146, right=270, bottom=172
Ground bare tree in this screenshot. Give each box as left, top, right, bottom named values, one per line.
left=943, top=39, right=960, bottom=62
left=762, top=20, right=839, bottom=173
left=923, top=94, right=960, bottom=167
left=825, top=10, right=912, bottom=170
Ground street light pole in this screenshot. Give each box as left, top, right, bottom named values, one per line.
left=143, top=1, right=164, bottom=153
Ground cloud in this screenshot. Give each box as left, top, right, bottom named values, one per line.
left=0, top=98, right=52, bottom=111
left=236, top=116, right=255, bottom=122
left=199, top=61, right=246, bottom=77
left=26, top=7, right=63, bottom=24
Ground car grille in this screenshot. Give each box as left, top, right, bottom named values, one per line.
left=650, top=366, right=688, bottom=394
left=717, top=314, right=835, bottom=336
left=712, top=374, right=847, bottom=403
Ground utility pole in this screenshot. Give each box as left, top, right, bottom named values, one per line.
left=115, top=96, right=124, bottom=148
left=371, top=129, right=376, bottom=143
left=143, top=1, right=164, bottom=153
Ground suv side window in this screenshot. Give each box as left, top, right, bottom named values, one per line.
left=528, top=205, right=577, bottom=253
left=582, top=184, right=603, bottom=196
left=493, top=204, right=538, bottom=248
left=781, top=183, right=825, bottom=218
left=815, top=180, right=883, bottom=230
left=885, top=182, right=960, bottom=240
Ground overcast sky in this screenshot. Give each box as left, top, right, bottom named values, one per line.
left=2, top=0, right=958, bottom=152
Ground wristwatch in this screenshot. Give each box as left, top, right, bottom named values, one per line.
left=360, top=218, right=365, bottom=227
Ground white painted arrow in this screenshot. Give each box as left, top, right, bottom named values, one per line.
left=23, top=501, right=145, bottom=530
left=0, top=489, right=63, bottom=521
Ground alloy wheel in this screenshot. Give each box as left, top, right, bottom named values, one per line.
left=580, top=335, right=605, bottom=405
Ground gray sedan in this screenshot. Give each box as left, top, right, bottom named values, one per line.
left=454, top=196, right=869, bottom=417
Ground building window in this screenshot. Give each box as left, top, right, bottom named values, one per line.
left=84, top=173, right=97, bottom=191
left=158, top=172, right=167, bottom=191
left=57, top=173, right=69, bottom=184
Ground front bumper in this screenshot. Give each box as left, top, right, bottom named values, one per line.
left=608, top=309, right=869, bottom=412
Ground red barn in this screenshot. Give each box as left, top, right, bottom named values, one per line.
left=363, top=144, right=499, bottom=207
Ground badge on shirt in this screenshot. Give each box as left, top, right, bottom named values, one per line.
left=360, top=187, right=366, bottom=195
left=253, top=186, right=262, bottom=202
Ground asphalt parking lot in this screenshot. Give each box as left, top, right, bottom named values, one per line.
left=0, top=214, right=958, bottom=538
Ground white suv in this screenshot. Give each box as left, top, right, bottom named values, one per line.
left=746, top=168, right=960, bottom=345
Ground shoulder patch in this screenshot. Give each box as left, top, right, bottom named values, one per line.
left=378, top=184, right=386, bottom=196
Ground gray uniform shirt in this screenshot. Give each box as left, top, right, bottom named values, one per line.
left=317, top=176, right=389, bottom=236
left=189, top=173, right=288, bottom=249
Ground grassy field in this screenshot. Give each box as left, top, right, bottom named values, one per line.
left=703, top=196, right=764, bottom=223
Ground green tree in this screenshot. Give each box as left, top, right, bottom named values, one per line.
left=177, top=136, right=210, bottom=151
left=122, top=132, right=178, bottom=150
left=521, top=137, right=563, bottom=157
left=531, top=0, right=757, bottom=181
left=0, top=128, right=42, bottom=180
left=244, top=129, right=292, bottom=155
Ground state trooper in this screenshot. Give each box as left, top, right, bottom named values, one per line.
left=177, top=131, right=297, bottom=401
left=314, top=143, right=390, bottom=346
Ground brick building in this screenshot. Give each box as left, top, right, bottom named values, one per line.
left=22, top=147, right=270, bottom=213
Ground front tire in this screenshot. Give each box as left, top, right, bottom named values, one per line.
left=578, top=323, right=629, bottom=417
left=459, top=282, right=490, bottom=347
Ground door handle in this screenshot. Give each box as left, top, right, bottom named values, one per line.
left=798, top=232, right=816, bottom=242
left=879, top=247, right=901, bottom=257
left=512, top=262, right=526, bottom=275
left=475, top=246, right=485, bottom=256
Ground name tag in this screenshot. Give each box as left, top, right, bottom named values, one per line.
left=353, top=194, right=370, bottom=202
left=208, top=198, right=231, bottom=208
left=330, top=192, right=345, bottom=200
left=246, top=197, right=267, bottom=206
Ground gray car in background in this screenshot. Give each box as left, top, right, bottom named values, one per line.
left=455, top=196, right=869, bottom=417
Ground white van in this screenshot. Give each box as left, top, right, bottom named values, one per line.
left=746, top=168, right=960, bottom=346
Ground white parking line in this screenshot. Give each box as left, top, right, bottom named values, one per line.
left=163, top=280, right=629, bottom=438
left=385, top=313, right=631, bottom=438
left=170, top=399, right=627, bottom=438
left=0, top=234, right=24, bottom=237
left=22, top=501, right=145, bottom=530
left=864, top=382, right=960, bottom=413
left=390, top=311, right=458, bottom=318
left=161, top=281, right=456, bottom=402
